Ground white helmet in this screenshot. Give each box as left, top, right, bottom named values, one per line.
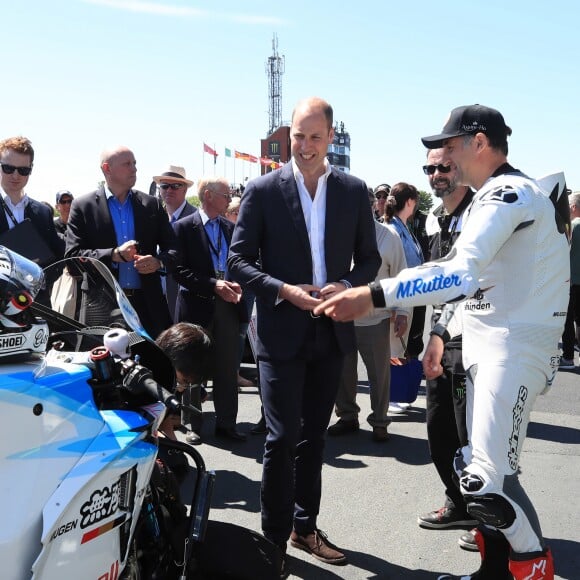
left=0, top=246, right=49, bottom=357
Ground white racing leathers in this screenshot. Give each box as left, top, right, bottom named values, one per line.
left=379, top=171, right=569, bottom=554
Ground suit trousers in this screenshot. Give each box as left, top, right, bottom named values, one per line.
left=425, top=364, right=468, bottom=512
left=335, top=318, right=391, bottom=428
left=206, top=297, right=240, bottom=430
left=406, top=305, right=426, bottom=358
left=126, top=290, right=170, bottom=339
left=259, top=316, right=344, bottom=543
left=562, top=284, right=580, bottom=360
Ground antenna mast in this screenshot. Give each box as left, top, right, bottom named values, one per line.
left=265, top=33, right=285, bottom=135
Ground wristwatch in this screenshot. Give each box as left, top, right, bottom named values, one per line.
left=430, top=323, right=450, bottom=344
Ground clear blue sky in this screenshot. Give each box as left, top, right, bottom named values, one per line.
left=4, top=0, right=579, bottom=203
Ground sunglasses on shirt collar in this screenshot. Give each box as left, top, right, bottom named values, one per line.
left=1, top=163, right=33, bottom=176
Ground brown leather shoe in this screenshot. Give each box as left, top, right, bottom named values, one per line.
left=372, top=426, right=390, bottom=442
left=290, top=529, right=347, bottom=565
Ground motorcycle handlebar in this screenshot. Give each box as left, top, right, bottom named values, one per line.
left=122, top=360, right=181, bottom=414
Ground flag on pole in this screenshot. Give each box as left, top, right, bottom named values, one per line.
left=203, top=143, right=218, bottom=164
left=235, top=151, right=258, bottom=163
left=225, top=147, right=232, bottom=157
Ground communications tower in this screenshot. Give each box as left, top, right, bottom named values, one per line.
left=265, top=33, right=285, bottom=136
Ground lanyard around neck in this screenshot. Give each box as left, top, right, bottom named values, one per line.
left=206, top=220, right=224, bottom=263
left=1, top=197, right=20, bottom=226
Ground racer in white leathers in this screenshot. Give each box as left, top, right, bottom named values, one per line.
left=316, top=106, right=570, bottom=579
left=381, top=166, right=568, bottom=547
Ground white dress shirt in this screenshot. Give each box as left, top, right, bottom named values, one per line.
left=2, top=193, right=29, bottom=228
left=292, top=157, right=332, bottom=288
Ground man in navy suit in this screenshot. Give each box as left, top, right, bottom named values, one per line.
left=0, top=136, right=64, bottom=305
left=66, top=146, right=178, bottom=339
left=173, top=176, right=247, bottom=442
left=152, top=164, right=198, bottom=322
left=228, top=97, right=380, bottom=568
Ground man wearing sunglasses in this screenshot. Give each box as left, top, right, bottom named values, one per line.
left=0, top=136, right=64, bottom=271
left=153, top=165, right=197, bottom=323
left=419, top=150, right=478, bottom=551
left=66, top=145, right=178, bottom=339
left=154, top=165, right=197, bottom=223
left=373, top=183, right=391, bottom=221
left=54, top=190, right=74, bottom=240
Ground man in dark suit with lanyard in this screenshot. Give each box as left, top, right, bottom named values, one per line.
left=152, top=164, right=197, bottom=322
left=66, top=145, right=178, bottom=339
left=228, top=97, right=380, bottom=571
left=173, top=176, right=246, bottom=442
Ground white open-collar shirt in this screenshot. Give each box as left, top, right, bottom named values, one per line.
left=292, top=157, right=332, bottom=288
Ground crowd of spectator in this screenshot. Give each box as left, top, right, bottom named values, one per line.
left=0, top=99, right=576, bottom=578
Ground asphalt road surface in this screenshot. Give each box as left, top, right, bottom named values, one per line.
left=183, top=348, right=579, bottom=579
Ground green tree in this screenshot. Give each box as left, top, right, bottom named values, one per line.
left=186, top=195, right=201, bottom=208
left=417, top=189, right=435, bottom=214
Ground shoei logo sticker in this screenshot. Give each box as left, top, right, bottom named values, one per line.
left=396, top=273, right=461, bottom=299
left=508, top=385, right=528, bottom=470
left=0, top=334, right=25, bottom=350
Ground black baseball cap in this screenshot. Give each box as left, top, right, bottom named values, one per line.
left=56, top=190, right=73, bottom=203
left=373, top=183, right=391, bottom=195
left=421, top=104, right=511, bottom=149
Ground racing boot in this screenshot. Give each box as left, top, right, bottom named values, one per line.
left=437, top=526, right=512, bottom=579
left=508, top=547, right=554, bottom=580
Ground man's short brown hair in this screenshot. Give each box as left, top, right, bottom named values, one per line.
left=0, top=136, right=35, bottom=164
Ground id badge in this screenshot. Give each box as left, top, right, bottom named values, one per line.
left=216, top=270, right=225, bottom=280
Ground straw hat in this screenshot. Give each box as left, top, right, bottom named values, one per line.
left=152, top=165, right=193, bottom=187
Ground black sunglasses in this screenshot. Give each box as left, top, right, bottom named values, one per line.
left=159, top=183, right=184, bottom=191
left=1, top=163, right=33, bottom=177
left=422, top=164, right=452, bottom=175
left=58, top=198, right=73, bottom=205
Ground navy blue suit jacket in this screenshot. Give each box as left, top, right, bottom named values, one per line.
left=165, top=201, right=197, bottom=321
left=228, top=163, right=380, bottom=360
left=173, top=211, right=246, bottom=328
